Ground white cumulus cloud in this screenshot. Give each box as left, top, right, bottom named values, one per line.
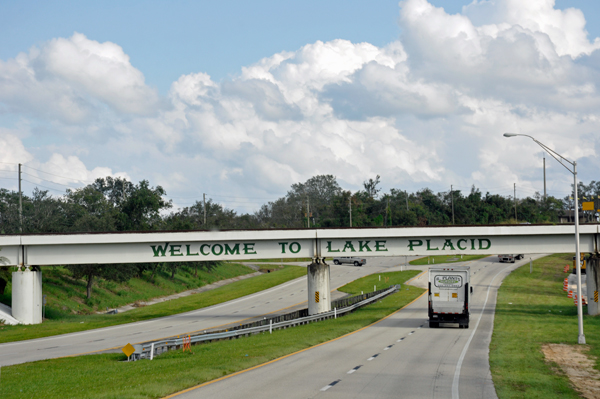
left=1, top=1, right=600, bottom=208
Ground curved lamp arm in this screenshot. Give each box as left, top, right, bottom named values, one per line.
left=503, top=133, right=574, bottom=174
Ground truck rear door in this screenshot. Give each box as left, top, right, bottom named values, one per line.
left=431, top=272, right=466, bottom=314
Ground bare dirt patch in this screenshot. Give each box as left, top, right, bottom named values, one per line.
left=542, top=343, right=600, bottom=398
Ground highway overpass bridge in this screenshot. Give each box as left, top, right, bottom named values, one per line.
left=3, top=224, right=599, bottom=324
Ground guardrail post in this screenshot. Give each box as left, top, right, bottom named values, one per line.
left=150, top=343, right=154, bottom=360
left=269, top=319, right=272, bottom=334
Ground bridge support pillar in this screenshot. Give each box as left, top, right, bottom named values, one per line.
left=12, top=269, right=43, bottom=325
left=307, top=259, right=331, bottom=315
left=588, top=257, right=599, bottom=316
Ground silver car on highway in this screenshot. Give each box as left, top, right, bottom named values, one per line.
left=332, top=256, right=366, bottom=266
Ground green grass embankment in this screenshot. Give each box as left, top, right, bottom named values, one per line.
left=245, top=257, right=313, bottom=263
left=0, top=265, right=306, bottom=343
left=409, top=254, right=489, bottom=265
left=1, top=262, right=254, bottom=316
left=0, top=270, right=425, bottom=399
left=490, top=253, right=600, bottom=398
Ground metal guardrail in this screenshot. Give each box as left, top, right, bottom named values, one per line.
left=129, top=284, right=400, bottom=361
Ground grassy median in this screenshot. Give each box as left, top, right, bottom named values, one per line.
left=0, top=270, right=424, bottom=399
left=409, top=254, right=489, bottom=265
left=490, top=253, right=600, bottom=398
left=0, top=265, right=306, bottom=344
left=245, top=257, right=313, bottom=263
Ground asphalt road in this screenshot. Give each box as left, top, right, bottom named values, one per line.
left=170, top=255, right=546, bottom=399
left=0, top=256, right=417, bottom=367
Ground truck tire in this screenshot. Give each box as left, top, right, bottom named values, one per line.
left=334, top=260, right=340, bottom=265
left=429, top=321, right=439, bottom=328
left=354, top=261, right=359, bottom=266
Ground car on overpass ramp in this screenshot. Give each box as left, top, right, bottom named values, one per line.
left=332, top=257, right=366, bottom=266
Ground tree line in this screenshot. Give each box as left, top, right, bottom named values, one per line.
left=2, top=175, right=599, bottom=234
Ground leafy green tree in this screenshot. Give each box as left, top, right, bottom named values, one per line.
left=25, top=189, right=67, bottom=233
left=66, top=263, right=138, bottom=299
left=0, top=189, right=22, bottom=234
left=92, top=177, right=171, bottom=231
left=64, top=186, right=116, bottom=232
left=120, top=180, right=171, bottom=231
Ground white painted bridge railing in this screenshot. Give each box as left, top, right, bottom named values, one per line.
left=1, top=224, right=599, bottom=267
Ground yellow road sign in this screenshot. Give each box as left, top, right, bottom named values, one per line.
left=122, top=343, right=135, bottom=358
left=315, top=291, right=320, bottom=303
left=582, top=201, right=594, bottom=211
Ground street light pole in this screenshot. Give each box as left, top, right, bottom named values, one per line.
left=503, top=132, right=585, bottom=344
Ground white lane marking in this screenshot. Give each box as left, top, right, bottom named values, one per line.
left=408, top=331, right=415, bottom=335
left=397, top=337, right=405, bottom=342
left=347, top=365, right=362, bottom=374
left=367, top=353, right=379, bottom=361
left=320, top=380, right=341, bottom=391
left=451, top=266, right=508, bottom=399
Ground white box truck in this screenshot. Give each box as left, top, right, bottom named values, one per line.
left=428, top=267, right=471, bottom=329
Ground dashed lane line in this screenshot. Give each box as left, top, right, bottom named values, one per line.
left=320, top=380, right=341, bottom=392
left=162, top=290, right=429, bottom=398
left=347, top=365, right=362, bottom=374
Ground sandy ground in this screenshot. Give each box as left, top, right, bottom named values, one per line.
left=406, top=269, right=428, bottom=289
left=542, top=343, right=600, bottom=398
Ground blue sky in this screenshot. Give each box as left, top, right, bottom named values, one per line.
left=3, top=0, right=597, bottom=93
left=1, top=1, right=599, bottom=211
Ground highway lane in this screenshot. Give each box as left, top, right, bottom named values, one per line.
left=0, top=256, right=417, bottom=367
left=172, top=255, right=546, bottom=399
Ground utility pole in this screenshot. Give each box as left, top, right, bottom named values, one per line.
left=384, top=198, right=389, bottom=227
left=349, top=196, right=352, bottom=227
left=203, top=193, right=206, bottom=226
left=451, top=185, right=455, bottom=225
left=405, top=190, right=409, bottom=211
left=543, top=153, right=547, bottom=200
left=18, top=163, right=23, bottom=233
left=514, top=183, right=517, bottom=222
left=306, top=196, right=310, bottom=228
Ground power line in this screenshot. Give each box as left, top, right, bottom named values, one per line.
left=21, top=165, right=95, bottom=184
left=21, top=172, right=84, bottom=189
left=21, top=179, right=67, bottom=194
left=207, top=193, right=280, bottom=200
